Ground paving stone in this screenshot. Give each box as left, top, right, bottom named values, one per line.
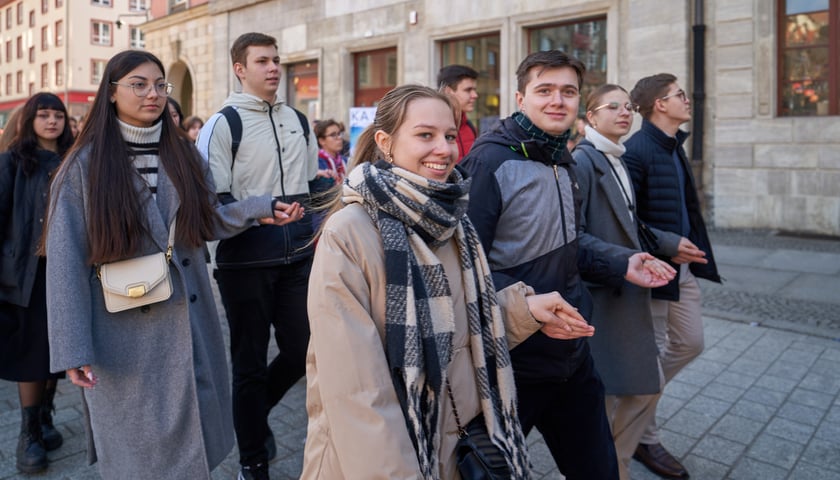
left=701, top=345, right=742, bottom=364
left=714, top=370, right=758, bottom=389
left=814, top=419, right=840, bottom=442
left=657, top=430, right=696, bottom=458
left=742, top=385, right=789, bottom=408
left=729, top=457, right=789, bottom=480
left=682, top=358, right=728, bottom=377
left=710, top=414, right=765, bottom=445
left=691, top=434, right=746, bottom=466
left=777, top=401, right=828, bottom=427
left=765, top=417, right=816, bottom=444
left=799, top=371, right=840, bottom=395
left=809, top=358, right=840, bottom=377
left=702, top=381, right=748, bottom=402
left=663, top=380, right=702, bottom=400
left=753, top=374, right=798, bottom=394
left=801, top=438, right=840, bottom=472
left=655, top=394, right=687, bottom=422
left=680, top=454, right=730, bottom=479
left=789, top=388, right=835, bottom=410
left=683, top=395, right=731, bottom=421
left=662, top=408, right=718, bottom=439
left=729, top=357, right=770, bottom=376
left=675, top=369, right=716, bottom=388
left=789, top=461, right=840, bottom=480
left=825, top=405, right=840, bottom=423
left=730, top=398, right=779, bottom=422
left=765, top=360, right=812, bottom=381
left=746, top=432, right=804, bottom=468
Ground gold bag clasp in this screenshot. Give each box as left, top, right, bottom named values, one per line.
left=127, top=285, right=147, bottom=298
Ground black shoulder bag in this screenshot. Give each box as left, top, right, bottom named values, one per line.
left=604, top=159, right=660, bottom=253
left=446, top=380, right=511, bottom=479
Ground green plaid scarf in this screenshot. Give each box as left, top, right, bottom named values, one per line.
left=342, top=161, right=530, bottom=479
left=512, top=111, right=571, bottom=164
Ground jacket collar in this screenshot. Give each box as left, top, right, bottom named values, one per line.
left=640, top=119, right=689, bottom=151
left=491, top=116, right=573, bottom=167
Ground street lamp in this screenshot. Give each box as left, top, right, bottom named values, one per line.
left=115, top=11, right=150, bottom=29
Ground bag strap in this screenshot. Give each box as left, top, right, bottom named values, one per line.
left=165, top=217, right=176, bottom=263
left=219, top=106, right=242, bottom=165
left=445, top=379, right=467, bottom=438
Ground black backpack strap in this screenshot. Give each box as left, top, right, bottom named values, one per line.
left=220, top=105, right=242, bottom=165
left=292, top=107, right=310, bottom=147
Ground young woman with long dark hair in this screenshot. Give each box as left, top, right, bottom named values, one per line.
left=43, top=50, right=302, bottom=479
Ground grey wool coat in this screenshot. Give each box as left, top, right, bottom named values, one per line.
left=572, top=140, right=681, bottom=396
left=45, top=148, right=274, bottom=479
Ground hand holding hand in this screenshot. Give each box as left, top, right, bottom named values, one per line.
left=626, top=252, right=676, bottom=288
left=67, top=365, right=96, bottom=389
left=258, top=201, right=305, bottom=226
left=671, top=237, right=708, bottom=265
left=526, top=292, right=594, bottom=340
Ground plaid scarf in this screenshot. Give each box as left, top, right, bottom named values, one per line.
left=512, top=111, right=570, bottom=163
left=342, top=161, right=530, bottom=479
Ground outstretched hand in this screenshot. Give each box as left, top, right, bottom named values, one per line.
left=258, top=201, right=305, bottom=226
left=672, top=237, right=708, bottom=265
left=626, top=252, right=676, bottom=288
left=526, top=292, right=594, bottom=340
left=67, top=365, right=96, bottom=389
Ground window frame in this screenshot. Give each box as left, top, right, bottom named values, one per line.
left=42, top=25, right=49, bottom=51
left=55, top=59, right=63, bottom=86
left=777, top=0, right=839, bottom=116
left=91, top=20, right=113, bottom=46
left=41, top=63, right=49, bottom=88
left=91, top=59, right=107, bottom=84
left=129, top=26, right=145, bottom=49
left=55, top=20, right=63, bottom=47
left=91, top=0, right=112, bottom=6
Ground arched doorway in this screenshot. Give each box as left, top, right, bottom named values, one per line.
left=168, top=61, right=194, bottom=117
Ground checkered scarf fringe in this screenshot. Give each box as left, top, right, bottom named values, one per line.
left=342, top=161, right=531, bottom=479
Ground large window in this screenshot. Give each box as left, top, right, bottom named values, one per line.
left=42, top=25, right=49, bottom=50
left=440, top=33, right=501, bottom=134
left=56, top=21, right=63, bottom=47
left=55, top=59, right=63, bottom=86
left=92, top=0, right=112, bottom=6
left=286, top=60, right=319, bottom=120
left=130, top=0, right=147, bottom=12
left=778, top=0, right=838, bottom=116
left=528, top=17, right=607, bottom=114
left=91, top=21, right=112, bottom=46
left=41, top=63, right=49, bottom=88
left=354, top=47, right=397, bottom=107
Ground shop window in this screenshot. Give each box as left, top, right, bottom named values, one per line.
left=440, top=33, right=502, bottom=134
left=286, top=60, right=319, bottom=120
left=354, top=47, right=397, bottom=107
left=778, top=0, right=838, bottom=116
left=527, top=16, right=608, bottom=114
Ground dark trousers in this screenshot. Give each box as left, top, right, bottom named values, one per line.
left=516, top=353, right=619, bottom=480
left=214, top=259, right=312, bottom=467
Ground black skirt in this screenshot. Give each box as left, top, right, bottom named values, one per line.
left=0, top=260, right=63, bottom=382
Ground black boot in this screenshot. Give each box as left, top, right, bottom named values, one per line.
left=16, top=406, right=47, bottom=474
left=40, top=385, right=63, bottom=451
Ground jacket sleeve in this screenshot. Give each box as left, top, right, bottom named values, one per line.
left=572, top=149, right=635, bottom=287
left=463, top=160, right=502, bottom=263
left=495, top=281, right=541, bottom=350
left=198, top=156, right=274, bottom=240
left=0, top=153, right=13, bottom=246
left=306, top=222, right=420, bottom=479
left=650, top=226, right=682, bottom=258
left=45, top=159, right=96, bottom=373
left=196, top=112, right=234, bottom=197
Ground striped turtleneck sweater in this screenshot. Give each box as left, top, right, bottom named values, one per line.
left=118, top=119, right=163, bottom=196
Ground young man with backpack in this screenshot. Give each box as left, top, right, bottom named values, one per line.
left=197, top=32, right=318, bottom=480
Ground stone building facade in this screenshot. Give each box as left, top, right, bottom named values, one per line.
left=142, top=0, right=840, bottom=237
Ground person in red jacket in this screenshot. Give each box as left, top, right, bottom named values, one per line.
left=437, top=64, right=478, bottom=161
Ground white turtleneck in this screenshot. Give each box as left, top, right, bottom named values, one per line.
left=584, top=125, right=634, bottom=221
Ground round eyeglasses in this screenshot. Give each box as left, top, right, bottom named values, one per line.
left=591, top=101, right=639, bottom=113
left=110, top=81, right=175, bottom=97
left=659, top=89, right=687, bottom=102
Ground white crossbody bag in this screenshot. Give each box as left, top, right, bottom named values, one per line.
left=97, top=221, right=175, bottom=313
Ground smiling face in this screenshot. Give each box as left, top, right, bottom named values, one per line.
left=33, top=108, right=66, bottom=150
left=235, top=45, right=281, bottom=103
left=375, top=97, right=458, bottom=182
left=516, top=66, right=580, bottom=136
left=110, top=62, right=167, bottom=128
left=586, top=89, right=635, bottom=144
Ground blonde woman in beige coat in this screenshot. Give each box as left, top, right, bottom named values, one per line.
left=301, top=85, right=597, bottom=480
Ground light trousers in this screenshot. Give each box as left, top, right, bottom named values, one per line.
left=606, top=391, right=662, bottom=480
left=640, top=264, right=704, bottom=445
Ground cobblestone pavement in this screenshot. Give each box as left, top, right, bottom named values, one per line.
left=1, top=229, right=839, bottom=479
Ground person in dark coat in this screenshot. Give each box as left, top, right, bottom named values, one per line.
left=0, top=92, right=74, bottom=474
left=623, top=73, right=722, bottom=479
left=43, top=50, right=302, bottom=480
left=571, top=84, right=678, bottom=480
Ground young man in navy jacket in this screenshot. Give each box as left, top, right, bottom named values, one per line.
left=623, top=73, right=721, bottom=480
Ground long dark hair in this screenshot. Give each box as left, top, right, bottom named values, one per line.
left=8, top=93, right=73, bottom=175
left=51, top=50, right=217, bottom=264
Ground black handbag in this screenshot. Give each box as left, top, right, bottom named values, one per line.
left=446, top=381, right=512, bottom=480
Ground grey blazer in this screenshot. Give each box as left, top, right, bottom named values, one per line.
left=573, top=140, right=680, bottom=395
left=46, top=149, right=273, bottom=479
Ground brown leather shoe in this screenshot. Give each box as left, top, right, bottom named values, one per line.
left=633, top=442, right=689, bottom=479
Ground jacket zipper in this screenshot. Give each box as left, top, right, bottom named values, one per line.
left=553, top=165, right=568, bottom=244
left=267, top=105, right=291, bottom=262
